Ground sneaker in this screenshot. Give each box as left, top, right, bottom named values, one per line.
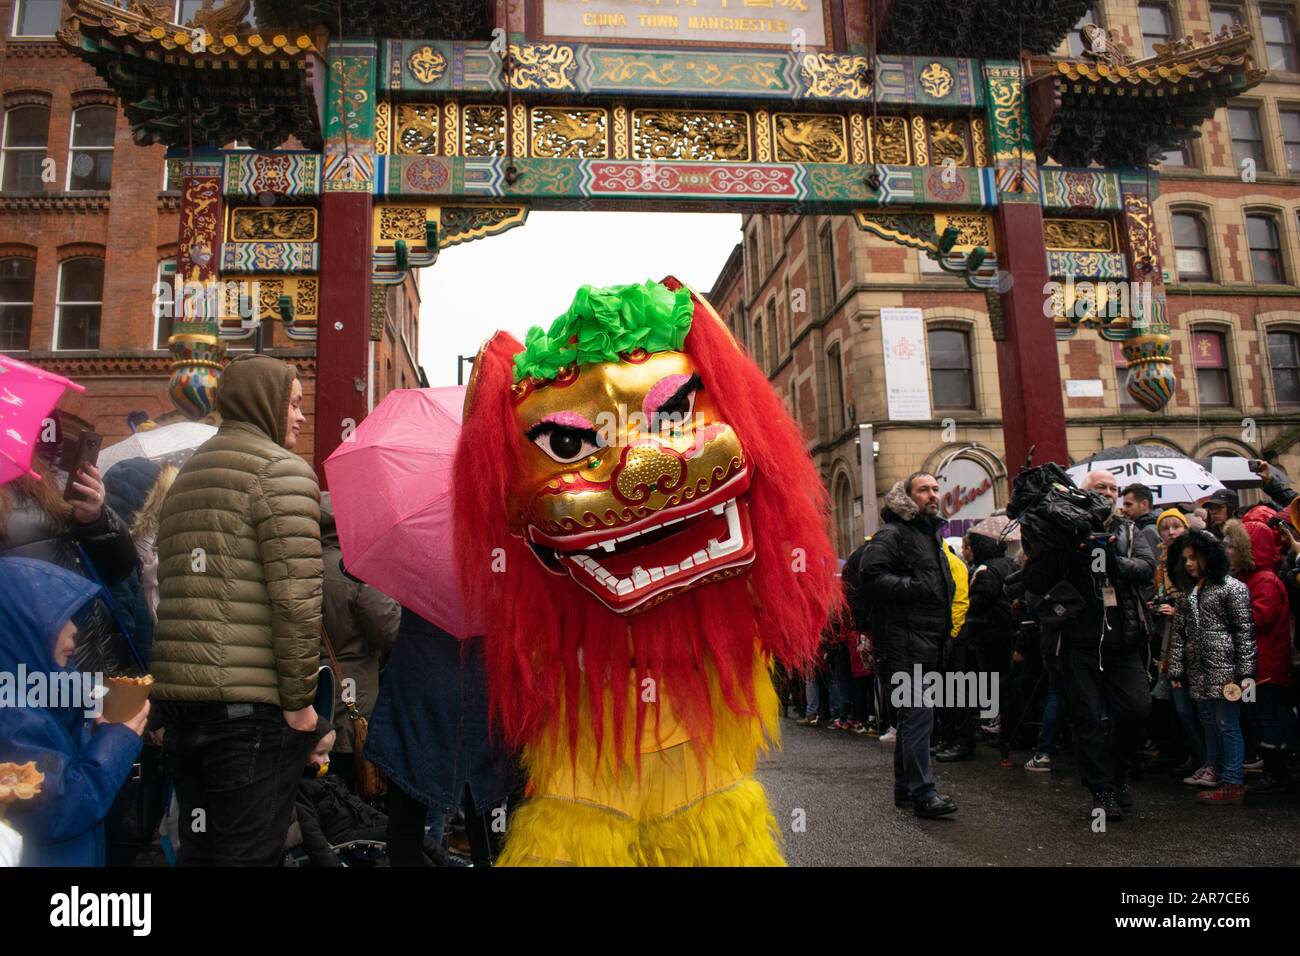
left=796, top=715, right=821, bottom=727
left=1247, top=773, right=1289, bottom=795
left=1195, top=783, right=1245, bottom=805
left=1183, top=766, right=1219, bottom=788
left=1243, top=757, right=1264, bottom=772
left=828, top=719, right=848, bottom=730
left=879, top=727, right=897, bottom=743
left=979, top=717, right=1002, bottom=736
left=851, top=722, right=871, bottom=736
left=1024, top=753, right=1052, bottom=772
left=846, top=720, right=863, bottom=732
left=1171, top=755, right=1199, bottom=776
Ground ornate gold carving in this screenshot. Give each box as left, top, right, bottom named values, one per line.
left=869, top=116, right=909, bottom=164
left=919, top=61, right=954, bottom=98
left=530, top=108, right=608, bottom=159
left=509, top=43, right=577, bottom=91
left=235, top=275, right=318, bottom=326
left=377, top=205, right=431, bottom=241
left=594, top=56, right=782, bottom=91
left=928, top=118, right=970, bottom=167
left=1123, top=194, right=1158, bottom=271
left=850, top=113, right=867, bottom=165
left=632, top=109, right=750, bottom=162
left=463, top=105, right=505, bottom=157
left=755, top=109, right=771, bottom=162
left=613, top=103, right=629, bottom=159
left=971, top=117, right=988, bottom=167
left=801, top=53, right=872, bottom=99
left=512, top=103, right=528, bottom=158
left=370, top=284, right=387, bottom=341
left=989, top=73, right=1026, bottom=162
left=935, top=213, right=994, bottom=251
left=409, top=45, right=448, bottom=84
left=229, top=207, right=317, bottom=242
left=395, top=104, right=439, bottom=155
left=375, top=101, right=391, bottom=156
left=910, top=115, right=929, bottom=166
left=188, top=0, right=251, bottom=35
left=1043, top=218, right=1115, bottom=252
left=443, top=101, right=459, bottom=157
left=773, top=114, right=847, bottom=164
left=439, top=205, right=529, bottom=248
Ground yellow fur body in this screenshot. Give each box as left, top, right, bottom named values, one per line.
left=498, top=652, right=786, bottom=866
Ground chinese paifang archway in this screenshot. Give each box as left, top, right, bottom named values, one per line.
left=58, top=0, right=1263, bottom=474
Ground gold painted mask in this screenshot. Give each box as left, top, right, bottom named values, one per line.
left=511, top=350, right=754, bottom=613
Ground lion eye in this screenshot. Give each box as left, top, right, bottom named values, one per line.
left=529, top=425, right=601, bottom=464
left=652, top=374, right=701, bottom=432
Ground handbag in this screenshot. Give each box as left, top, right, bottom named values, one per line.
left=320, top=624, right=388, bottom=800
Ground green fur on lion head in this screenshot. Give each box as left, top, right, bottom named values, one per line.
left=512, top=280, right=693, bottom=384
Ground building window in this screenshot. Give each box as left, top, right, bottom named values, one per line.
left=1061, top=2, right=1101, bottom=57
left=1112, top=342, right=1139, bottom=408
left=818, top=223, right=835, bottom=315
left=1261, top=7, right=1299, bottom=72
left=1, top=106, right=50, bottom=192
left=1268, top=330, right=1300, bottom=405
left=757, top=218, right=768, bottom=279
left=766, top=301, right=778, bottom=370
left=1192, top=330, right=1232, bottom=407
left=826, top=342, right=846, bottom=432
left=1172, top=212, right=1212, bottom=281
left=752, top=315, right=765, bottom=371
left=1160, top=144, right=1190, bottom=168
left=12, top=0, right=61, bottom=36
left=1139, top=3, right=1173, bottom=56
left=747, top=233, right=760, bottom=299
left=55, top=258, right=104, bottom=351
left=834, top=475, right=854, bottom=560
left=0, top=258, right=35, bottom=351
left=1247, top=213, right=1286, bottom=283
left=1281, top=109, right=1300, bottom=171
left=67, top=106, right=115, bottom=191
left=153, top=258, right=176, bottom=349
left=928, top=328, right=975, bottom=409
left=1228, top=106, right=1268, bottom=171
left=783, top=276, right=794, bottom=342
left=1211, top=4, right=1244, bottom=35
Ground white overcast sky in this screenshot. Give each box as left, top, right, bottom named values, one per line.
left=418, top=211, right=742, bottom=386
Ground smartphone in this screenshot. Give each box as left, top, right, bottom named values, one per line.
left=62, top=431, right=103, bottom=501
left=1248, top=459, right=1264, bottom=474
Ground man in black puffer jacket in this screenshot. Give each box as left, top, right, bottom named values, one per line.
left=859, top=472, right=957, bottom=819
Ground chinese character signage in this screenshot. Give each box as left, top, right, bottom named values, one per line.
left=880, top=307, right=932, bottom=421
left=539, top=0, right=829, bottom=47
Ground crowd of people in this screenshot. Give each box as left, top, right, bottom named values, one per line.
left=1, top=350, right=1295, bottom=862
left=0, top=354, right=516, bottom=868
left=797, top=467, right=1298, bottom=821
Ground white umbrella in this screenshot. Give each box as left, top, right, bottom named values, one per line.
left=1196, top=455, right=1263, bottom=491
left=98, top=421, right=216, bottom=471
left=1066, top=457, right=1225, bottom=506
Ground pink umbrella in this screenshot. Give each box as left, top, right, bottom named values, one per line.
left=0, top=355, right=85, bottom=484
left=323, top=386, right=482, bottom=638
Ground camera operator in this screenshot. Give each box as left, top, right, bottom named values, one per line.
left=1022, top=471, right=1155, bottom=821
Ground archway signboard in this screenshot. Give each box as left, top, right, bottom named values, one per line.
left=57, top=0, right=1264, bottom=482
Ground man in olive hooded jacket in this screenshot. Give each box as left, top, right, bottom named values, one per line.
left=153, top=353, right=323, bottom=866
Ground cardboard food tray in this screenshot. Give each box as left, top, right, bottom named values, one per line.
left=100, top=675, right=153, bottom=723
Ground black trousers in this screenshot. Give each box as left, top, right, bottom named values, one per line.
left=160, top=702, right=318, bottom=866
left=1060, top=645, right=1151, bottom=793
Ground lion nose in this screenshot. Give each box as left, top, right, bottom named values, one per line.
left=613, top=440, right=685, bottom=503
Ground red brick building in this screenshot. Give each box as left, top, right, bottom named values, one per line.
left=0, top=0, right=421, bottom=464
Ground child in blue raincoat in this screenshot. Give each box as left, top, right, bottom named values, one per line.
left=0, top=557, right=147, bottom=866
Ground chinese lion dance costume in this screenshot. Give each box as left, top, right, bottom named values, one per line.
left=454, top=277, right=837, bottom=866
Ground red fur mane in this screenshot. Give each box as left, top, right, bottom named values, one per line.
left=453, top=287, right=839, bottom=759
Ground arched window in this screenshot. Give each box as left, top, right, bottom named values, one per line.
left=67, top=106, right=115, bottom=191
left=1247, top=213, right=1285, bottom=283
left=0, top=257, right=35, bottom=351
left=746, top=233, right=760, bottom=298
left=752, top=314, right=765, bottom=371
left=55, top=257, right=104, bottom=350
left=2, top=106, right=50, bottom=192
left=1172, top=211, right=1212, bottom=281
left=818, top=223, right=836, bottom=316
left=826, top=342, right=846, bottom=431
left=1268, top=329, right=1300, bottom=405
left=1191, top=329, right=1232, bottom=407
left=928, top=327, right=975, bottom=409
left=766, top=300, right=778, bottom=370
left=834, top=473, right=855, bottom=560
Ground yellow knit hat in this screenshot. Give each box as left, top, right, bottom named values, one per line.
left=1156, top=507, right=1189, bottom=529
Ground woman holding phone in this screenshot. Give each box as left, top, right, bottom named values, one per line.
left=0, top=427, right=137, bottom=587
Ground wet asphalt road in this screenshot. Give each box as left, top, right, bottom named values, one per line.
left=756, top=716, right=1300, bottom=867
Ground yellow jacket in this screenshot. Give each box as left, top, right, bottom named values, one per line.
left=944, top=545, right=969, bottom=639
